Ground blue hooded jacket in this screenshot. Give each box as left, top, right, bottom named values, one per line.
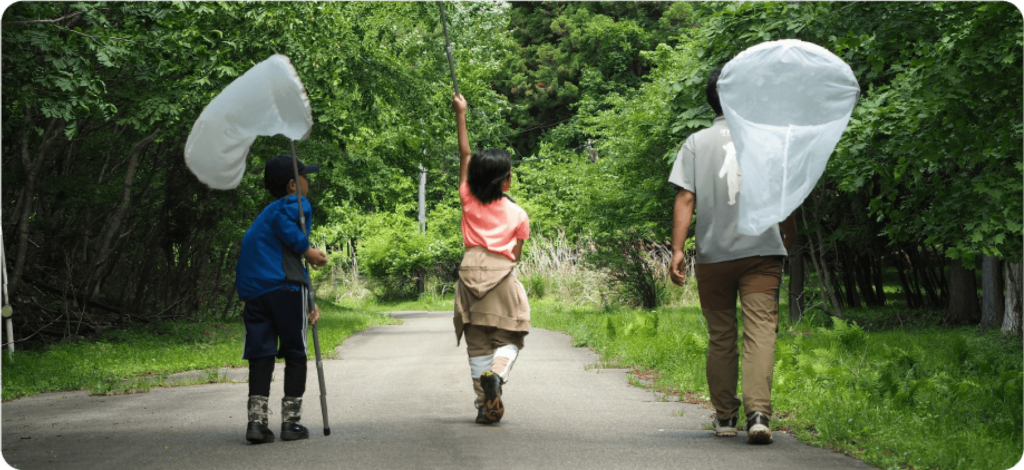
left=236, top=195, right=313, bottom=301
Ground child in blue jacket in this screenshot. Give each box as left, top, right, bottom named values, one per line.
left=236, top=155, right=328, bottom=444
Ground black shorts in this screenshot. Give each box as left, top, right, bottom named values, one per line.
left=242, top=287, right=308, bottom=360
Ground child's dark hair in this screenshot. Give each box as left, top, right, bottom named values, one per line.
left=467, top=149, right=511, bottom=205
left=706, top=67, right=724, bottom=116
left=265, top=168, right=290, bottom=199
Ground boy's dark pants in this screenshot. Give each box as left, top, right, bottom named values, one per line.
left=243, top=288, right=308, bottom=397
left=695, top=256, right=782, bottom=420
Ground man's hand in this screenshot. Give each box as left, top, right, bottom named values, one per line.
left=452, top=93, right=467, bottom=116
left=308, top=303, right=321, bottom=325
left=670, top=250, right=688, bottom=287
left=304, top=248, right=328, bottom=269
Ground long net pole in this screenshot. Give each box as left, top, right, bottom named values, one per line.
left=289, top=140, right=331, bottom=437
left=438, top=2, right=459, bottom=95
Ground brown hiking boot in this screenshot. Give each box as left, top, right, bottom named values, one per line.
left=480, top=371, right=504, bottom=423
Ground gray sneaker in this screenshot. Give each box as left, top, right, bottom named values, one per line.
left=746, top=411, right=773, bottom=444
left=713, top=413, right=737, bottom=437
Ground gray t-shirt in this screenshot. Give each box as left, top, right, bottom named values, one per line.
left=668, top=116, right=787, bottom=264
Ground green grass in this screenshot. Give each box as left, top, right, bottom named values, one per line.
left=334, top=295, right=454, bottom=313
left=529, top=297, right=1024, bottom=470
left=0, top=300, right=399, bottom=401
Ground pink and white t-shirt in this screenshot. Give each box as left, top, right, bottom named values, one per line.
left=459, top=181, right=530, bottom=261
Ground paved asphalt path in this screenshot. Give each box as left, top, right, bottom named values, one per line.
left=2, top=311, right=875, bottom=470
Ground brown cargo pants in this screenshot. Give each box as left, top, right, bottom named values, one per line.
left=695, top=256, right=782, bottom=420
left=465, top=324, right=526, bottom=408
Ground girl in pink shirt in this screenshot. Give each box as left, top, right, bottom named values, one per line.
left=452, top=94, right=531, bottom=425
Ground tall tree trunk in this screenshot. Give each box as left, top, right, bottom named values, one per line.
left=815, top=233, right=843, bottom=318
left=127, top=222, right=165, bottom=319
left=854, top=253, right=878, bottom=306
left=1002, top=259, right=1022, bottom=335
left=86, top=129, right=161, bottom=300
left=839, top=248, right=861, bottom=308
left=872, top=255, right=887, bottom=305
left=905, top=251, right=925, bottom=308
left=894, top=253, right=919, bottom=309
left=901, top=249, right=925, bottom=309
left=980, top=255, right=1004, bottom=329
left=803, top=223, right=843, bottom=319
left=945, top=257, right=980, bottom=324
left=909, top=246, right=941, bottom=308
left=788, top=238, right=806, bottom=324
left=350, top=238, right=359, bottom=280
left=10, top=114, right=62, bottom=294
left=927, top=245, right=950, bottom=306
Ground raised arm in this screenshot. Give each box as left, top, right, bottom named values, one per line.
left=453, top=94, right=471, bottom=185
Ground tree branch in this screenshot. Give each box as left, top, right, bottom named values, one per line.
left=46, top=24, right=159, bottom=49
left=1, top=10, right=85, bottom=26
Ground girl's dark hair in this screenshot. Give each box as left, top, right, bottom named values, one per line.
left=467, top=149, right=511, bottom=205
left=706, top=67, right=723, bottom=116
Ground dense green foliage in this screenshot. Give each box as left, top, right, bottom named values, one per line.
left=492, top=2, right=697, bottom=157
left=4, top=1, right=1018, bottom=326
left=530, top=299, right=1024, bottom=469
left=507, top=1, right=1022, bottom=320
left=1, top=1, right=512, bottom=341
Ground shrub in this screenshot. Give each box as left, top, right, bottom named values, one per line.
left=356, top=212, right=461, bottom=300
left=520, top=274, right=549, bottom=299
left=518, top=231, right=606, bottom=306
left=585, top=228, right=667, bottom=309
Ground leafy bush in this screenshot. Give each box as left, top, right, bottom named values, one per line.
left=518, top=232, right=607, bottom=306
left=585, top=228, right=667, bottom=309
left=356, top=212, right=462, bottom=301
left=520, top=274, right=550, bottom=299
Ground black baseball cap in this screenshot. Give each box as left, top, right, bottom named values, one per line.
left=264, top=154, right=320, bottom=192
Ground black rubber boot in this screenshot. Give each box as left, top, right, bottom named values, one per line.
left=246, top=395, right=275, bottom=444
left=281, top=422, right=309, bottom=441
left=246, top=421, right=275, bottom=444
left=280, top=396, right=309, bottom=441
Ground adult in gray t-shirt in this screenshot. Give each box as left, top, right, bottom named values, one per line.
left=667, top=67, right=797, bottom=445
left=668, top=116, right=788, bottom=264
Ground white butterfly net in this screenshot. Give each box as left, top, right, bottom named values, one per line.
left=185, top=54, right=313, bottom=190
left=718, top=40, right=860, bottom=236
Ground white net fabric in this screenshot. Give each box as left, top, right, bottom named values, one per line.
left=718, top=40, right=860, bottom=236
left=185, top=54, right=313, bottom=190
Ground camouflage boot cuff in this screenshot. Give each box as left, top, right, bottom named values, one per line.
left=282, top=396, right=303, bottom=424
left=247, top=395, right=270, bottom=426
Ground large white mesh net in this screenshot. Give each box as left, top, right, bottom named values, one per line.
left=718, top=40, right=860, bottom=236
left=185, top=54, right=313, bottom=190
